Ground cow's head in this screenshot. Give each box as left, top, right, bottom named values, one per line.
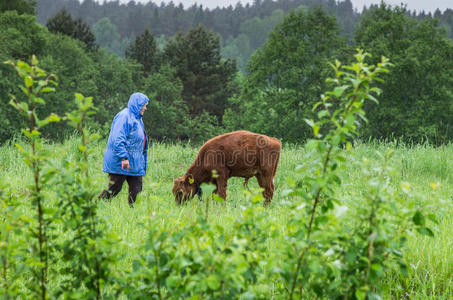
left=172, top=173, right=199, bottom=204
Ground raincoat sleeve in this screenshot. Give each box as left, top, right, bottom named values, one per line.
left=111, top=113, right=130, bottom=161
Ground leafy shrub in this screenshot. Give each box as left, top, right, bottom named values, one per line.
left=4, top=55, right=120, bottom=299
left=278, top=51, right=435, bottom=299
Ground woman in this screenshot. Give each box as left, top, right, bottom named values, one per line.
left=98, top=92, right=149, bottom=207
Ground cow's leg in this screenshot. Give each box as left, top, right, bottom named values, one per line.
left=256, top=173, right=274, bottom=205
left=243, top=177, right=250, bottom=189
left=214, top=169, right=229, bottom=200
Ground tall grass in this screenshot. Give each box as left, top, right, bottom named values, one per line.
left=0, top=137, right=452, bottom=298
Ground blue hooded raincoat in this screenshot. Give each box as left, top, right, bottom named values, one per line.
left=102, top=93, right=149, bottom=176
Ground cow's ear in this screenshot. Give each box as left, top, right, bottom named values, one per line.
left=185, top=174, right=194, bottom=185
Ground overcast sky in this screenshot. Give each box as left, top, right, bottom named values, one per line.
left=124, top=0, right=452, bottom=12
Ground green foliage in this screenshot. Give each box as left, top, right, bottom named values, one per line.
left=126, top=202, right=272, bottom=299
left=138, top=62, right=226, bottom=143
left=0, top=186, right=26, bottom=299
left=0, top=0, right=36, bottom=15
left=126, top=28, right=160, bottom=75
left=277, top=50, right=389, bottom=298
left=140, top=65, right=189, bottom=141
left=1, top=138, right=452, bottom=298
left=93, top=18, right=120, bottom=49
left=332, top=151, right=435, bottom=298
left=5, top=55, right=60, bottom=299
left=222, top=33, right=253, bottom=73
left=90, top=51, right=139, bottom=130
left=239, top=9, right=285, bottom=50
left=0, top=10, right=231, bottom=144
left=2, top=56, right=123, bottom=298
left=0, top=11, right=58, bottom=141
left=223, top=9, right=285, bottom=72
left=33, top=0, right=362, bottom=61
left=436, top=8, right=453, bottom=39
left=46, top=8, right=98, bottom=52
left=92, top=17, right=129, bottom=57
left=224, top=6, right=349, bottom=142
left=0, top=11, right=141, bottom=142
left=277, top=50, right=436, bottom=299
left=0, top=11, right=47, bottom=61
left=37, top=33, right=99, bottom=138
left=0, top=12, right=40, bottom=141
left=54, top=93, right=120, bottom=298
left=164, top=25, right=238, bottom=119
left=355, top=4, right=453, bottom=144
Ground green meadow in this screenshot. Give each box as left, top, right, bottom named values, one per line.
left=1, top=138, right=452, bottom=298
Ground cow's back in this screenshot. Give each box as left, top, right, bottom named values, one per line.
left=196, top=130, right=280, bottom=177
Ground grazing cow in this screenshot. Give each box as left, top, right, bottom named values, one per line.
left=172, top=130, right=281, bottom=205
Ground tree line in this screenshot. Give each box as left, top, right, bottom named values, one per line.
left=33, top=0, right=453, bottom=72
left=35, top=0, right=358, bottom=40
left=1, top=1, right=453, bottom=144
left=32, top=0, right=359, bottom=72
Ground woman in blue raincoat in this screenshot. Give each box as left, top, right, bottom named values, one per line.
left=98, top=92, right=149, bottom=207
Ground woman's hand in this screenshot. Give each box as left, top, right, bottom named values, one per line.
left=121, top=159, right=130, bottom=171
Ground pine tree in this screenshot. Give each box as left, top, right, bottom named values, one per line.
left=46, top=8, right=98, bottom=51
left=163, top=25, right=237, bottom=118
left=0, top=0, right=36, bottom=15
left=125, top=28, right=160, bottom=75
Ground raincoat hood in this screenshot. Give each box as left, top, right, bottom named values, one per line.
left=128, top=92, right=149, bottom=118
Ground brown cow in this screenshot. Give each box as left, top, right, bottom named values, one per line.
left=172, top=130, right=281, bottom=205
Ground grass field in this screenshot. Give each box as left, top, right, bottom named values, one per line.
left=1, top=138, right=452, bottom=298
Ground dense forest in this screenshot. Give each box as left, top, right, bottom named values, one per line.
left=1, top=0, right=453, bottom=144
left=34, top=0, right=453, bottom=70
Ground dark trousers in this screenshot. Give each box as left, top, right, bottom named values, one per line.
left=98, top=173, right=142, bottom=207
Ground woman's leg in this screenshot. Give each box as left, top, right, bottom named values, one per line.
left=98, top=174, right=126, bottom=200
left=126, top=175, right=142, bottom=207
